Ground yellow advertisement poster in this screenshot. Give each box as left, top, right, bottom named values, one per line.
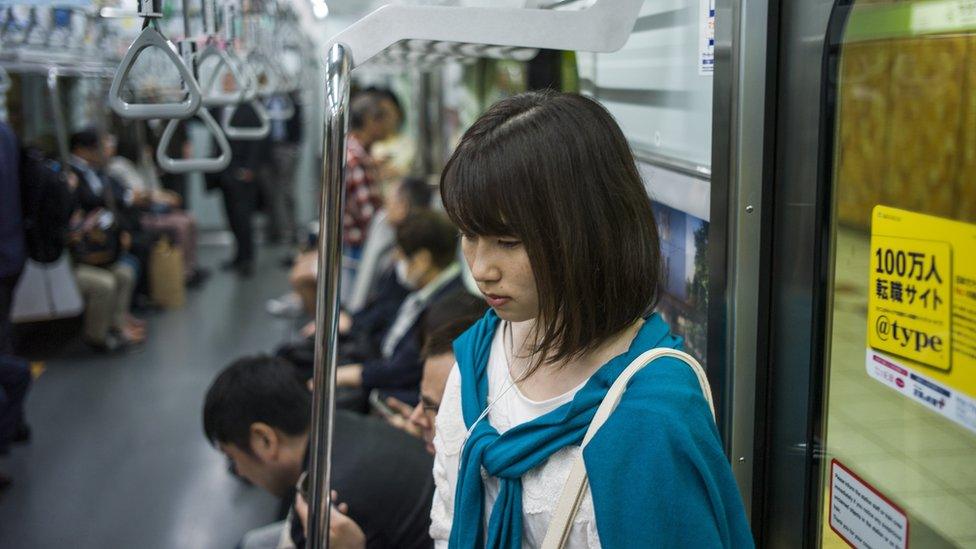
left=866, top=206, right=976, bottom=434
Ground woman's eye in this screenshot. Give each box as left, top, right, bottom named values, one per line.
left=497, top=240, right=522, bottom=249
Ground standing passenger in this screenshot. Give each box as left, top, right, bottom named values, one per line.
left=430, top=92, right=753, bottom=548
left=0, top=121, right=32, bottom=490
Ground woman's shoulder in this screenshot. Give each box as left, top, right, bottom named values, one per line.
left=610, top=352, right=717, bottom=438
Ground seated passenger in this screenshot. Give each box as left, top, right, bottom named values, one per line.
left=382, top=293, right=486, bottom=454
left=69, top=128, right=159, bottom=304
left=203, top=355, right=435, bottom=549
left=103, top=130, right=208, bottom=288
left=283, top=176, right=432, bottom=320
left=67, top=129, right=146, bottom=350
left=335, top=211, right=464, bottom=409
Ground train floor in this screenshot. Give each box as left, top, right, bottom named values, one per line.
left=0, top=242, right=297, bottom=549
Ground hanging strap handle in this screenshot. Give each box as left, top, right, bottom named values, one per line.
left=541, top=348, right=715, bottom=549
left=156, top=108, right=231, bottom=173
left=198, top=45, right=249, bottom=106
left=220, top=99, right=270, bottom=139
left=108, top=21, right=203, bottom=119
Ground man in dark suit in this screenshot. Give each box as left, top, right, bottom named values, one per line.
left=203, top=355, right=434, bottom=549
left=335, top=211, right=463, bottom=408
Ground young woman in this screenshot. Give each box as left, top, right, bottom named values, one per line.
left=430, top=92, right=752, bottom=548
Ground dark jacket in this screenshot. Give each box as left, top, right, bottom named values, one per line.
left=291, top=410, right=434, bottom=549
left=361, top=275, right=465, bottom=405
left=0, top=123, right=25, bottom=278
left=205, top=105, right=274, bottom=192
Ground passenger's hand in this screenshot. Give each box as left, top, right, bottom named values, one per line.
left=120, top=231, right=132, bottom=251
left=300, top=321, right=316, bottom=339
left=236, top=168, right=255, bottom=182
left=384, top=397, right=422, bottom=438
left=338, top=311, right=352, bottom=335
left=336, top=364, right=363, bottom=388
left=65, top=171, right=79, bottom=191
left=295, top=490, right=365, bottom=549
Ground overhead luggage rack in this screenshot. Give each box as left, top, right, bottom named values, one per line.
left=306, top=1, right=642, bottom=547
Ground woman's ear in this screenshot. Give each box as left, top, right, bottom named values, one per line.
left=249, top=422, right=279, bottom=462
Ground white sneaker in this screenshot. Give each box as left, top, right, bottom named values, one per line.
left=266, top=293, right=304, bottom=318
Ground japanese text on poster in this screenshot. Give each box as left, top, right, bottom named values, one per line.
left=866, top=206, right=976, bottom=434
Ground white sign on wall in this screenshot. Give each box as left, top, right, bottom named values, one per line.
left=699, top=0, right=715, bottom=75
left=830, top=460, right=909, bottom=549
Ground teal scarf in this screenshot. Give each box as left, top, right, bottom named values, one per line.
left=448, top=310, right=753, bottom=548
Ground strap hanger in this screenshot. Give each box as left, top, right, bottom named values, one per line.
left=108, top=0, right=202, bottom=120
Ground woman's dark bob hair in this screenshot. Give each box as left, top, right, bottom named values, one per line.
left=441, top=91, right=662, bottom=369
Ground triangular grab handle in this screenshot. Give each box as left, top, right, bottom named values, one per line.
left=108, top=25, right=202, bottom=120
left=267, top=94, right=295, bottom=121
left=198, top=45, right=249, bottom=107
left=247, top=52, right=279, bottom=98
left=156, top=109, right=231, bottom=173
left=221, top=99, right=271, bottom=140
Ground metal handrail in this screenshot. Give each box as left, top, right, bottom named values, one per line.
left=45, top=67, right=70, bottom=168
left=307, top=42, right=349, bottom=549
left=220, top=99, right=270, bottom=139
left=156, top=108, right=231, bottom=173
left=107, top=1, right=201, bottom=120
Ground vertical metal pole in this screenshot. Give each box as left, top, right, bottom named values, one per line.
left=307, top=42, right=351, bottom=549
left=46, top=68, right=70, bottom=167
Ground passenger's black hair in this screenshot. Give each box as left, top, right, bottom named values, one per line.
left=363, top=86, right=403, bottom=121
left=69, top=127, right=99, bottom=152
left=349, top=90, right=386, bottom=131
left=396, top=210, right=458, bottom=269
left=398, top=177, right=433, bottom=210
left=421, top=292, right=487, bottom=359
left=441, top=91, right=662, bottom=372
left=202, top=355, right=310, bottom=453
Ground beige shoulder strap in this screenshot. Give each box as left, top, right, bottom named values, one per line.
left=541, top=348, right=714, bottom=549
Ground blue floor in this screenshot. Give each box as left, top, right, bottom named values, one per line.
left=0, top=243, right=296, bottom=549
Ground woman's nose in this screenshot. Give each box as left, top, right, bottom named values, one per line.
left=468, top=247, right=500, bottom=283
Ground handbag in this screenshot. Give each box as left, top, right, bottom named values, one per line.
left=541, top=348, right=715, bottom=549
left=149, top=236, right=185, bottom=309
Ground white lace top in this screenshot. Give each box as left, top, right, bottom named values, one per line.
left=430, top=327, right=601, bottom=548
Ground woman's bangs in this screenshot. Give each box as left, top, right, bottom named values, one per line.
left=441, top=147, right=519, bottom=237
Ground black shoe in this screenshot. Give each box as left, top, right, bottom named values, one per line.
left=12, top=424, right=30, bottom=445
left=0, top=472, right=11, bottom=491
left=185, top=268, right=211, bottom=289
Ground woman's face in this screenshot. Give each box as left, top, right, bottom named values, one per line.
left=461, top=234, right=538, bottom=322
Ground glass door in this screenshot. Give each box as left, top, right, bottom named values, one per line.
left=818, top=1, right=976, bottom=546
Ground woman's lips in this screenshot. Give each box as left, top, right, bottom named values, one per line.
left=483, top=293, right=511, bottom=308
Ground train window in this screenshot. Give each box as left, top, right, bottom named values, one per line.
left=819, top=0, right=976, bottom=547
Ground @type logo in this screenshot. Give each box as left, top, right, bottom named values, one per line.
left=875, top=315, right=944, bottom=353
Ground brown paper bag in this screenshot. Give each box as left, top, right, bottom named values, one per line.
left=150, top=237, right=185, bottom=309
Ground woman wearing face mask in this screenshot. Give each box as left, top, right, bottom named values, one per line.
left=430, top=92, right=752, bottom=548
left=335, top=210, right=465, bottom=410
